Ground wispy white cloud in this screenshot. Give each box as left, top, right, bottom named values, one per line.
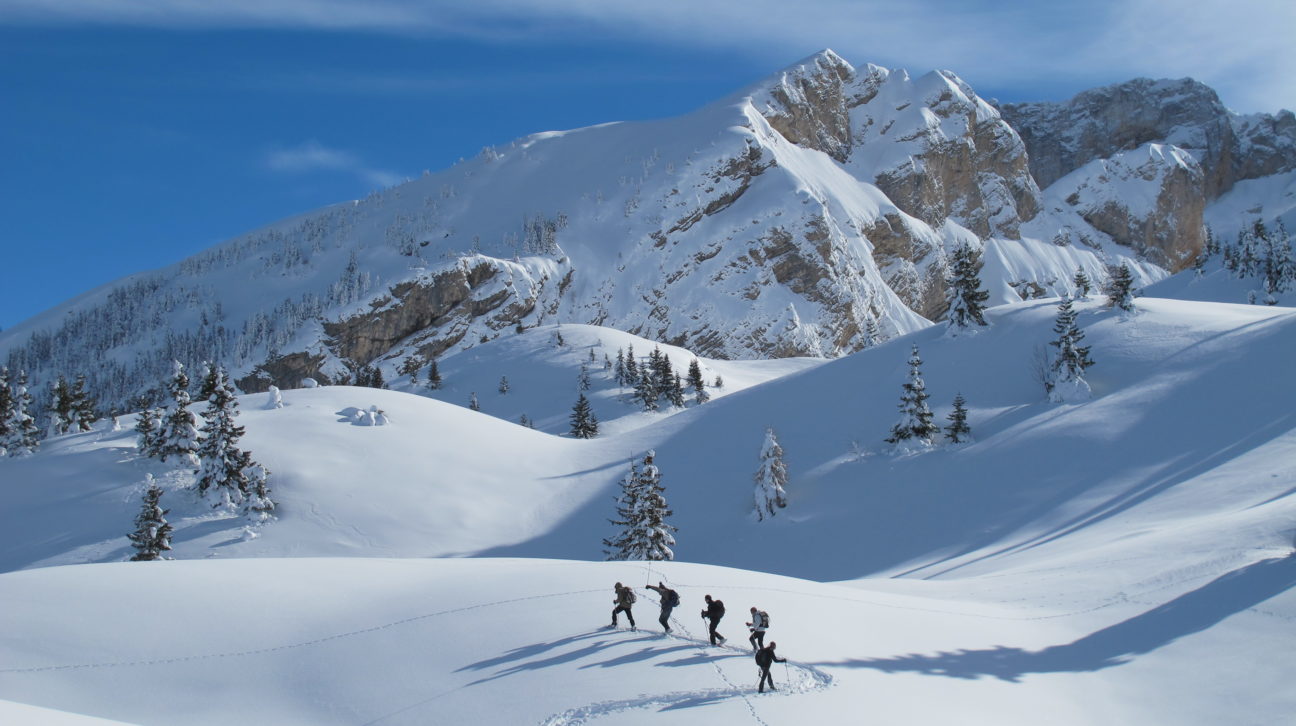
left=265, top=140, right=403, bottom=188
left=4, top=0, right=1292, bottom=112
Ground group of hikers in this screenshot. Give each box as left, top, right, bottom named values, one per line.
left=612, top=581, right=787, bottom=693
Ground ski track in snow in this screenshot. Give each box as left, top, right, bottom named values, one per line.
left=538, top=571, right=834, bottom=726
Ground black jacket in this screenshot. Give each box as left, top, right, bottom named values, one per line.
left=755, top=646, right=785, bottom=669
left=704, top=599, right=725, bottom=619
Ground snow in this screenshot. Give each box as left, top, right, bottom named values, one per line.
left=2, top=296, right=1295, bottom=724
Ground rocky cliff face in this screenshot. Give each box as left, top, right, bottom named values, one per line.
left=754, top=53, right=1042, bottom=241
left=1000, top=79, right=1296, bottom=267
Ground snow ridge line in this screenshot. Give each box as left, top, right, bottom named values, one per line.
left=658, top=580, right=1157, bottom=623
left=538, top=577, right=832, bottom=725
left=0, top=587, right=604, bottom=674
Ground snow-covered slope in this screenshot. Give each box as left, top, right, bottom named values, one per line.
left=2, top=296, right=1295, bottom=723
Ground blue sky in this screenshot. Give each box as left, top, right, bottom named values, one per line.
left=2, top=0, right=1293, bottom=330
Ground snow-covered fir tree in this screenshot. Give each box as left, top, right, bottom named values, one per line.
left=158, top=361, right=199, bottom=467
left=498, top=376, right=510, bottom=395
left=48, top=376, right=74, bottom=436
left=636, top=451, right=676, bottom=561
left=243, top=463, right=276, bottom=524
left=634, top=368, right=659, bottom=412
left=754, top=427, right=789, bottom=520
left=603, top=451, right=676, bottom=561
left=1073, top=267, right=1093, bottom=300
left=1104, top=262, right=1137, bottom=313
left=885, top=345, right=939, bottom=449
left=687, top=359, right=709, bottom=404
left=624, top=344, right=638, bottom=382
left=1047, top=294, right=1095, bottom=403
left=469, top=392, right=480, bottom=411
left=0, top=368, right=12, bottom=456
left=196, top=362, right=219, bottom=403
left=944, top=242, right=990, bottom=333
left=668, top=372, right=686, bottom=408
left=69, top=374, right=97, bottom=432
left=577, top=363, right=591, bottom=392
left=714, top=375, right=724, bottom=390
left=862, top=316, right=883, bottom=348
left=195, top=365, right=254, bottom=507
left=135, top=407, right=164, bottom=458
left=425, top=360, right=443, bottom=390
left=613, top=349, right=627, bottom=387
left=568, top=393, right=599, bottom=439
left=6, top=371, right=40, bottom=458
left=128, top=475, right=173, bottom=561
left=265, top=385, right=283, bottom=410
left=518, top=413, right=533, bottom=428
left=944, top=393, right=971, bottom=444
left=603, top=458, right=643, bottom=561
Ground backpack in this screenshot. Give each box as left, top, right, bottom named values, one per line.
left=667, top=589, right=680, bottom=607
left=758, top=610, right=769, bottom=628
left=714, top=600, right=725, bottom=617
left=625, top=589, right=637, bottom=604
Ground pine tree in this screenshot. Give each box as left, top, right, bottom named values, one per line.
left=603, top=458, right=644, bottom=560
left=944, top=394, right=971, bottom=444
left=624, top=344, right=638, bottom=382
left=128, top=476, right=173, bottom=561
left=1073, top=267, right=1093, bottom=300
left=196, top=362, right=219, bottom=403
left=634, top=368, right=659, bottom=412
left=243, top=463, right=276, bottom=524
left=714, top=375, right=724, bottom=390
left=195, top=366, right=253, bottom=507
left=0, top=368, right=13, bottom=457
left=668, top=372, right=686, bottom=408
left=613, top=349, right=627, bottom=387
left=885, top=345, right=938, bottom=448
left=1047, top=294, right=1095, bottom=403
left=498, top=376, right=510, bottom=394
left=426, top=360, right=443, bottom=390
left=636, top=451, right=676, bottom=561
left=69, top=374, right=97, bottom=432
left=754, top=427, right=789, bottom=520
left=134, top=407, right=163, bottom=458
left=519, top=413, right=533, bottom=428
left=577, top=363, right=591, bottom=392
left=686, top=359, right=708, bottom=404
left=158, top=361, right=199, bottom=467
left=862, top=317, right=882, bottom=348
left=7, top=371, right=40, bottom=457
left=469, top=392, right=480, bottom=411
left=48, top=376, right=74, bottom=436
left=945, top=242, right=990, bottom=332
left=568, top=393, right=599, bottom=439
left=1104, top=262, right=1137, bottom=312
left=602, top=451, right=676, bottom=561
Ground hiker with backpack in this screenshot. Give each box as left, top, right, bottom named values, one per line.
left=755, top=641, right=786, bottom=693
left=746, top=606, right=770, bottom=650
left=645, top=581, right=680, bottom=633
left=611, top=582, right=637, bottom=629
left=700, top=594, right=726, bottom=646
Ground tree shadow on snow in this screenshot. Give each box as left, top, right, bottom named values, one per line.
left=819, top=555, right=1296, bottom=682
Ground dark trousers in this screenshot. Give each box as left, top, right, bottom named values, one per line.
left=758, top=666, right=775, bottom=692
left=706, top=616, right=723, bottom=645
left=612, top=605, right=635, bottom=627
left=658, top=605, right=674, bottom=631
left=749, top=629, right=765, bottom=650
